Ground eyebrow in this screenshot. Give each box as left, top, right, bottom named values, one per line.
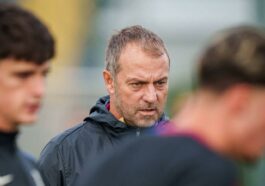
left=126, top=76, right=168, bottom=83
left=155, top=77, right=168, bottom=82
left=11, top=65, right=51, bottom=75
left=12, top=69, right=35, bottom=74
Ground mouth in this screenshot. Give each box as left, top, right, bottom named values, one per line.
left=138, top=108, right=157, bottom=116
left=27, top=103, right=41, bottom=113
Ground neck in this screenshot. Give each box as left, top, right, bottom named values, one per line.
left=0, top=116, right=18, bottom=133
left=172, top=92, right=231, bottom=157
left=109, top=96, right=122, bottom=120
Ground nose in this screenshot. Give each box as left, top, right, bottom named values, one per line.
left=143, top=85, right=157, bottom=103
left=31, top=76, right=45, bottom=99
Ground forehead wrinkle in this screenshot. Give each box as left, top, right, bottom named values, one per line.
left=117, top=44, right=169, bottom=83
left=118, top=43, right=169, bottom=67
left=119, top=55, right=169, bottom=74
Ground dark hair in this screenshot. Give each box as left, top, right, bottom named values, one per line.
left=197, top=25, right=265, bottom=91
left=105, top=25, right=169, bottom=76
left=0, top=3, right=55, bottom=64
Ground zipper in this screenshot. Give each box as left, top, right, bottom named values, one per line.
left=136, top=128, right=140, bottom=137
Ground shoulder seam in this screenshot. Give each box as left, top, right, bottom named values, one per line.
left=53, top=122, right=86, bottom=146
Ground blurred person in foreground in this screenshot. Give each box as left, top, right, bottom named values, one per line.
left=76, top=25, right=265, bottom=186
left=0, top=3, right=55, bottom=186
left=38, top=25, right=170, bottom=186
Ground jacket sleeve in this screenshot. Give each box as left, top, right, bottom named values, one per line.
left=38, top=141, right=66, bottom=186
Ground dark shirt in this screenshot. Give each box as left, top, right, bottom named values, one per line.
left=75, top=129, right=238, bottom=186
left=0, top=131, right=43, bottom=186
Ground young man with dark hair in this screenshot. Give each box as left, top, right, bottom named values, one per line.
left=76, top=25, right=265, bottom=186
left=0, top=3, right=55, bottom=186
left=38, top=25, right=170, bottom=186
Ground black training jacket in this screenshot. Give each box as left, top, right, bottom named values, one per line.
left=0, top=131, right=44, bottom=186
left=38, top=95, right=168, bottom=186
left=76, top=136, right=238, bottom=186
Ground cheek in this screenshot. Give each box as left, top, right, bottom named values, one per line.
left=241, top=121, right=265, bottom=157
left=157, top=89, right=168, bottom=103
left=0, top=95, right=21, bottom=118
left=119, top=85, right=142, bottom=100
left=0, top=81, right=24, bottom=101
left=116, top=88, right=137, bottom=106
left=249, top=109, right=265, bottom=155
left=230, top=99, right=265, bottom=159
left=244, top=133, right=265, bottom=159
left=0, top=90, right=17, bottom=104
left=248, top=110, right=265, bottom=137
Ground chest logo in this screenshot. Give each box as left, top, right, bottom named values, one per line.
left=0, top=174, right=13, bottom=186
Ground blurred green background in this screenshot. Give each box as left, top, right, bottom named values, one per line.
left=1, top=0, right=264, bottom=185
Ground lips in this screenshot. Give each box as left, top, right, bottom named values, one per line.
left=138, top=108, right=157, bottom=115
left=141, top=108, right=156, bottom=111
left=26, top=103, right=41, bottom=113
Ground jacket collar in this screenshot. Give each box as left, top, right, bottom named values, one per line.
left=84, top=95, right=168, bottom=130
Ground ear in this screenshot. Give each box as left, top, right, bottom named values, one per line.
left=103, top=70, right=115, bottom=94
left=223, top=84, right=251, bottom=116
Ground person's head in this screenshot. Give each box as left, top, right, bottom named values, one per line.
left=196, top=25, right=265, bottom=161
left=103, top=25, right=170, bottom=127
left=0, top=3, right=55, bottom=132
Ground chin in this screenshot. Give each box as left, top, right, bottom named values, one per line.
left=136, top=120, right=156, bottom=127
left=239, top=154, right=261, bottom=164
left=19, top=115, right=38, bottom=125
left=242, top=157, right=259, bottom=164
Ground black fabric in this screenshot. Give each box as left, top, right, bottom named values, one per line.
left=38, top=95, right=168, bottom=186
left=75, top=136, right=238, bottom=186
left=0, top=131, right=44, bottom=186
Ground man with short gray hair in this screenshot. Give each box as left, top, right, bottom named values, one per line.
left=76, top=25, right=265, bottom=186
left=38, top=25, right=170, bottom=186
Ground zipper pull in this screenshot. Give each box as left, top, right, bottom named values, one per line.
left=136, top=128, right=140, bottom=136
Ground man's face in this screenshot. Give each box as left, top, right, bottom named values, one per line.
left=107, top=43, right=169, bottom=127
left=0, top=59, right=50, bottom=132
left=229, top=87, right=265, bottom=162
